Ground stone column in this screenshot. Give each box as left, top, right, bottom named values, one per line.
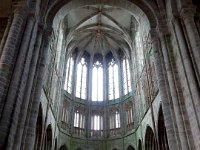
left=118, top=61, right=126, bottom=134
left=159, top=30, right=192, bottom=149
left=180, top=7, right=200, bottom=85
left=103, top=56, right=107, bottom=138
left=87, top=56, right=93, bottom=137
left=8, top=15, right=38, bottom=150
left=67, top=52, right=78, bottom=136
left=150, top=29, right=180, bottom=150
left=22, top=29, right=52, bottom=150
left=13, top=25, right=42, bottom=150
left=172, top=16, right=200, bottom=149
left=0, top=4, right=27, bottom=115
left=0, top=9, right=37, bottom=150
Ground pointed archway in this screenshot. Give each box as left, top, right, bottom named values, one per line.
left=127, top=145, right=135, bottom=150
left=145, top=126, right=157, bottom=150
left=59, top=145, right=68, bottom=150
left=138, top=139, right=142, bottom=150
left=34, top=103, right=43, bottom=150
left=157, top=107, right=169, bottom=150
left=43, top=124, right=52, bottom=150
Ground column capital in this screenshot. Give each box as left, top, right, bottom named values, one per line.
left=13, top=1, right=28, bottom=15
left=179, top=6, right=196, bottom=20
left=149, top=28, right=159, bottom=42
left=42, top=27, right=53, bottom=43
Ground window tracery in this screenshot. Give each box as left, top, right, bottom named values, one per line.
left=108, top=59, right=119, bottom=100
left=122, top=57, right=132, bottom=95
left=64, top=56, right=74, bottom=93
left=76, top=58, right=87, bottom=99
left=92, top=61, right=103, bottom=101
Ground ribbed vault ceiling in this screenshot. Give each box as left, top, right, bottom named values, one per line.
left=66, top=5, right=137, bottom=57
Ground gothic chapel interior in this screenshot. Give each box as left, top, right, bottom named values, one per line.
left=0, top=0, right=200, bottom=150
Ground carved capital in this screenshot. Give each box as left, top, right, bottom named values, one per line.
left=180, top=6, right=196, bottom=20
left=150, top=28, right=159, bottom=42
left=13, top=1, right=28, bottom=15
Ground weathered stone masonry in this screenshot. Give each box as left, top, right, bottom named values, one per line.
left=0, top=0, right=199, bottom=150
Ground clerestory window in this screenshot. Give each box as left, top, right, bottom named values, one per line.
left=64, top=56, right=74, bottom=93
left=74, top=110, right=85, bottom=128
left=110, top=110, right=120, bottom=129
left=108, top=59, right=119, bottom=100
left=92, top=61, right=103, bottom=101
left=91, top=115, right=103, bottom=130
left=76, top=58, right=87, bottom=99
left=122, top=57, right=132, bottom=95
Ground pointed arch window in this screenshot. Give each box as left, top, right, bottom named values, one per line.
left=91, top=115, right=103, bottom=130
left=74, top=110, right=85, bottom=128
left=135, top=30, right=144, bottom=72
left=92, top=61, right=103, bottom=101
left=122, top=57, right=132, bottom=95
left=115, top=111, right=120, bottom=128
left=76, top=58, right=87, bottom=99
left=108, top=59, right=119, bottom=100
left=109, top=110, right=120, bottom=129
left=64, top=56, right=74, bottom=93
left=126, top=106, right=133, bottom=125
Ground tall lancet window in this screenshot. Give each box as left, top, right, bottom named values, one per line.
left=122, top=57, right=132, bottom=95
left=64, top=56, right=74, bottom=93
left=109, top=110, right=120, bottom=129
left=92, top=61, right=103, bottom=101
left=115, top=111, right=120, bottom=128
left=91, top=115, right=103, bottom=130
left=76, top=58, right=87, bottom=99
left=108, top=59, right=119, bottom=100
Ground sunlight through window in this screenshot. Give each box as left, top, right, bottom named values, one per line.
left=76, top=58, right=87, bottom=99
left=92, top=61, right=103, bottom=101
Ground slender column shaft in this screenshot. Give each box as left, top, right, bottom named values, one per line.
left=13, top=24, right=41, bottom=150
left=23, top=30, right=51, bottom=150
left=0, top=5, right=27, bottom=115
left=150, top=30, right=180, bottom=150
left=172, top=17, right=200, bottom=149
left=180, top=7, right=200, bottom=85
left=0, top=10, right=35, bottom=150
left=160, top=32, right=191, bottom=149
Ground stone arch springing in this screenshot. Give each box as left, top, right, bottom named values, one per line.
left=138, top=139, right=142, bottom=150
left=59, top=145, right=68, bottom=150
left=43, top=124, right=53, bottom=150
left=127, top=145, right=135, bottom=150
left=34, top=103, right=43, bottom=150
left=145, top=126, right=157, bottom=150
left=157, top=106, right=169, bottom=150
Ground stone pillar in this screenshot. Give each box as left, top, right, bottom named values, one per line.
left=180, top=7, right=200, bottom=85
left=158, top=30, right=192, bottom=149
left=150, top=29, right=180, bottom=150
left=69, top=53, right=79, bottom=136
left=118, top=61, right=126, bottom=134
left=0, top=7, right=37, bottom=150
left=13, top=25, right=42, bottom=150
left=103, top=56, right=107, bottom=138
left=0, top=4, right=27, bottom=116
left=7, top=15, right=38, bottom=150
left=87, top=56, right=93, bottom=137
left=172, top=16, right=200, bottom=149
left=22, top=29, right=52, bottom=150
